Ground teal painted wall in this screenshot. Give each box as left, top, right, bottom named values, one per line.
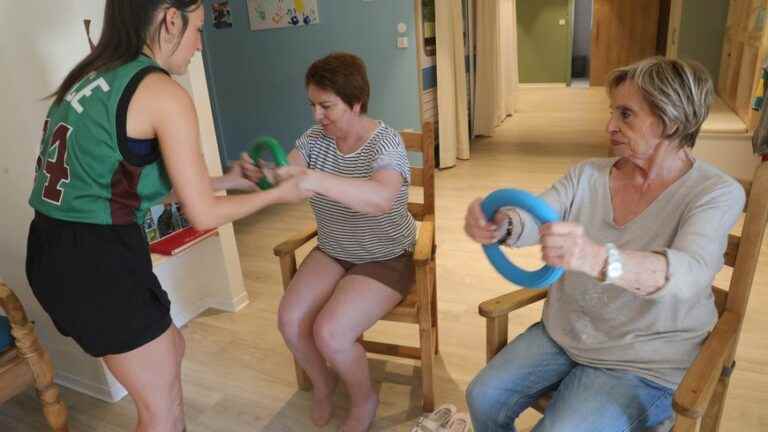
left=517, top=0, right=573, bottom=83
left=678, top=0, right=729, bottom=84
left=201, top=0, right=421, bottom=163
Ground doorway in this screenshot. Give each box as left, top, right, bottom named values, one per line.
left=571, top=0, right=592, bottom=87
left=517, top=0, right=574, bottom=85
left=516, top=0, right=667, bottom=87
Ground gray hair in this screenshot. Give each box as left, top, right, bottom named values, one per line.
left=606, top=56, right=714, bottom=148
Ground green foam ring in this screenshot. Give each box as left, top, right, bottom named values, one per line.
left=248, top=136, right=289, bottom=190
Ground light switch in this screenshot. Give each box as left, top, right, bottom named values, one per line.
left=559, top=18, right=566, bottom=25
left=397, top=36, right=409, bottom=48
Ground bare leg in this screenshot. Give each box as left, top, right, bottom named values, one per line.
left=313, top=275, right=403, bottom=432
left=103, top=325, right=186, bottom=432
left=278, top=249, right=346, bottom=426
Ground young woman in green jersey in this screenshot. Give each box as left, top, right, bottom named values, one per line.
left=26, top=2, right=310, bottom=431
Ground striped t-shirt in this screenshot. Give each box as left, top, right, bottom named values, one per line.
left=295, top=122, right=416, bottom=263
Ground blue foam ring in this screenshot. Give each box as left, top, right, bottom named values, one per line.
left=480, top=189, right=565, bottom=289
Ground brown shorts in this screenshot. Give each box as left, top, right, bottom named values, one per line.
left=317, top=247, right=415, bottom=297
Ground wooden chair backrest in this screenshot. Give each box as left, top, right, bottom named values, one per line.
left=714, top=163, right=768, bottom=318
left=0, top=281, right=29, bottom=328
left=401, top=122, right=436, bottom=221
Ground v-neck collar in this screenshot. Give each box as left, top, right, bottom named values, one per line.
left=605, top=157, right=698, bottom=229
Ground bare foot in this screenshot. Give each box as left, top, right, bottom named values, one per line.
left=311, top=375, right=338, bottom=427
left=340, top=393, right=379, bottom=432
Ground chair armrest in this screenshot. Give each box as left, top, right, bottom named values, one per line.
left=479, top=288, right=548, bottom=318
left=413, top=214, right=435, bottom=267
left=673, top=310, right=741, bottom=419
left=273, top=224, right=318, bottom=257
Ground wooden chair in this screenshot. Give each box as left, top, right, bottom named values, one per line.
left=0, top=281, right=68, bottom=431
left=274, top=122, right=439, bottom=411
left=477, top=160, right=768, bottom=432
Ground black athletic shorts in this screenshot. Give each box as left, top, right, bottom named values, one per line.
left=26, top=211, right=172, bottom=357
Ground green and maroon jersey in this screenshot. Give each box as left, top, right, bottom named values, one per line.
left=29, top=56, right=172, bottom=225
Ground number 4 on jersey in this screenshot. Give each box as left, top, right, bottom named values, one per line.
left=37, top=121, right=73, bottom=205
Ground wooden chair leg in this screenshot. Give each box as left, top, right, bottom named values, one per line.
left=672, top=415, right=699, bottom=432
left=700, top=374, right=731, bottom=432
left=486, top=315, right=508, bottom=362
left=415, top=256, right=435, bottom=412
left=277, top=252, right=313, bottom=391
left=39, top=384, right=69, bottom=432
left=419, top=325, right=435, bottom=412
left=278, top=254, right=298, bottom=292
left=430, top=261, right=439, bottom=355
left=13, top=323, right=68, bottom=431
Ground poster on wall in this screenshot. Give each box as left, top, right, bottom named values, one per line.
left=212, top=1, right=234, bottom=29
left=247, top=0, right=320, bottom=31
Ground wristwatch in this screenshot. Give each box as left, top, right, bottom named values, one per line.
left=497, top=217, right=513, bottom=244
left=600, top=242, right=623, bottom=284
left=496, top=210, right=517, bottom=244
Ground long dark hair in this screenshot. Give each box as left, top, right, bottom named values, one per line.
left=50, top=0, right=201, bottom=104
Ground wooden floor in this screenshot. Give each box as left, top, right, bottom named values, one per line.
left=2, top=86, right=767, bottom=431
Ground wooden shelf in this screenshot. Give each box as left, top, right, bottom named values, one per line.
left=150, top=230, right=220, bottom=267
left=702, top=96, right=748, bottom=135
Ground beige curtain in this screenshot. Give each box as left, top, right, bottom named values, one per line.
left=474, top=0, right=519, bottom=137
left=435, top=0, right=470, bottom=168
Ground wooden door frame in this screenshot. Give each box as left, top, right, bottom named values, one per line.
left=567, top=0, right=575, bottom=84
left=666, top=0, right=684, bottom=58
left=718, top=0, right=768, bottom=130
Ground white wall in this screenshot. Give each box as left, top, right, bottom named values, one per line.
left=0, top=1, right=247, bottom=402
left=174, top=54, right=250, bottom=315
left=0, top=0, right=110, bottom=399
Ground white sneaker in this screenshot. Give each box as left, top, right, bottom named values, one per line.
left=411, top=403, right=458, bottom=432
left=439, top=412, right=471, bottom=432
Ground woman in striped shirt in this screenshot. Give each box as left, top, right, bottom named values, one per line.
left=244, top=53, right=416, bottom=432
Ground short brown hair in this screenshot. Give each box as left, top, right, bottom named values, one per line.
left=607, top=57, right=714, bottom=149
left=305, top=52, right=370, bottom=113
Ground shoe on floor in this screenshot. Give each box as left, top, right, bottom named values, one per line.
left=439, top=412, right=471, bottom=432
left=411, top=403, right=458, bottom=432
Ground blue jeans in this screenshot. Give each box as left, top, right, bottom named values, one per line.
left=466, top=323, right=673, bottom=432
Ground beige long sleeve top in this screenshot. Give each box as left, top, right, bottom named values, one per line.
left=509, top=158, right=745, bottom=388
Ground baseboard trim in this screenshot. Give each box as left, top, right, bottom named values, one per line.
left=55, top=369, right=126, bottom=403
left=208, top=292, right=250, bottom=313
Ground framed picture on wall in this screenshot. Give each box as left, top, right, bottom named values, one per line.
left=211, top=1, right=234, bottom=29
left=247, top=0, right=320, bottom=31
